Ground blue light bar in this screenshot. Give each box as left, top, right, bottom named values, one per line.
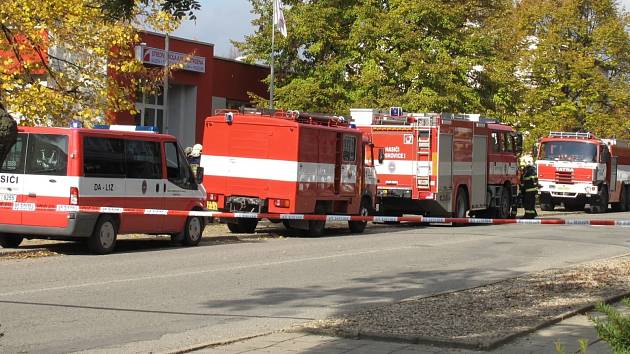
left=93, top=125, right=159, bottom=133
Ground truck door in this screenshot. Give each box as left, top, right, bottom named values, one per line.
left=437, top=134, right=453, bottom=213
left=0, top=133, right=27, bottom=225
left=340, top=134, right=358, bottom=195
left=471, top=135, right=488, bottom=208
left=22, top=133, right=70, bottom=228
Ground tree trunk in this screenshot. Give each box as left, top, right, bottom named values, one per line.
left=0, top=105, right=18, bottom=165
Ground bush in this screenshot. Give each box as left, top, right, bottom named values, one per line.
left=592, top=298, right=630, bottom=354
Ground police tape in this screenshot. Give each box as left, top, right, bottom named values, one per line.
left=1, top=201, right=630, bottom=226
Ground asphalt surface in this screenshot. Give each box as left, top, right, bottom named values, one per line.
left=0, top=211, right=629, bottom=354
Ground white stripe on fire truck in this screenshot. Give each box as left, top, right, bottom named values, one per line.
left=201, top=155, right=356, bottom=183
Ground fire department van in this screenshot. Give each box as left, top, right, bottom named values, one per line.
left=200, top=109, right=377, bottom=236
left=537, top=132, right=630, bottom=213
left=0, top=126, right=206, bottom=254
left=352, top=108, right=521, bottom=219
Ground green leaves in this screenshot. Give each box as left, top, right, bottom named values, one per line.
left=238, top=0, right=630, bottom=143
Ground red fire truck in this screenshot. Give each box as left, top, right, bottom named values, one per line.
left=536, top=132, right=630, bottom=213
left=200, top=109, right=378, bottom=236
left=351, top=108, right=521, bottom=219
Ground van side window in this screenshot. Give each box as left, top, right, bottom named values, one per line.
left=84, top=137, right=125, bottom=177
left=165, top=142, right=195, bottom=189
left=1, top=133, right=27, bottom=174
left=25, top=134, right=68, bottom=176
left=125, top=140, right=162, bottom=179
left=343, top=135, right=357, bottom=162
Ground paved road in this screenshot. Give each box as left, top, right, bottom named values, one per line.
left=0, top=211, right=629, bottom=353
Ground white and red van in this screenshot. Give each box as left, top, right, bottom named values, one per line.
left=0, top=126, right=206, bottom=254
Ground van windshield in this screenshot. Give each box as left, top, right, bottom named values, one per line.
left=539, top=141, right=597, bottom=163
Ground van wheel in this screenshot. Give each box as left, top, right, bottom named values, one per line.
left=88, top=215, right=117, bottom=254
left=0, top=234, right=23, bottom=248
left=348, top=199, right=370, bottom=233
left=181, top=216, right=204, bottom=246
left=496, top=187, right=511, bottom=219
left=590, top=186, right=608, bottom=214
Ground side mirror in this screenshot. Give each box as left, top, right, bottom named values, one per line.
left=194, top=166, right=204, bottom=184
left=378, top=148, right=385, bottom=164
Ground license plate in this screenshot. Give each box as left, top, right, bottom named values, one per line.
left=0, top=193, right=17, bottom=202
left=557, top=185, right=571, bottom=191
left=207, top=201, right=218, bottom=210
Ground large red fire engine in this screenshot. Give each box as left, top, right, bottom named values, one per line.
left=536, top=132, right=630, bottom=213
left=200, top=109, right=378, bottom=236
left=351, top=108, right=522, bottom=219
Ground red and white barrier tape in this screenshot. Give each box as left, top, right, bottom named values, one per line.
left=1, top=202, right=629, bottom=226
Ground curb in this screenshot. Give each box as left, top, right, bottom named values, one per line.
left=160, top=332, right=275, bottom=354
left=295, top=290, right=630, bottom=350
left=0, top=248, right=51, bottom=258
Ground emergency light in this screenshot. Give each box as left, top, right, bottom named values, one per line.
left=390, top=107, right=403, bottom=117
left=70, top=120, right=83, bottom=128
left=93, top=125, right=158, bottom=133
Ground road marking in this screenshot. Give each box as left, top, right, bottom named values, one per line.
left=0, top=245, right=419, bottom=297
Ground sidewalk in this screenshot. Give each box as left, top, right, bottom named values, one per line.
left=190, top=310, right=612, bottom=354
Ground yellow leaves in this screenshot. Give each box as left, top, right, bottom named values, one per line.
left=1, top=0, right=183, bottom=127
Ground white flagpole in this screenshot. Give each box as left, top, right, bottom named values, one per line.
left=270, top=0, right=276, bottom=110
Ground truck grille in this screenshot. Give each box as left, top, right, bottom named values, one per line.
left=555, top=171, right=573, bottom=184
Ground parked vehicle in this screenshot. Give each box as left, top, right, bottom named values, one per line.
left=0, top=125, right=206, bottom=254
left=200, top=109, right=377, bottom=236
left=536, top=132, right=630, bottom=213
left=351, top=108, right=521, bottom=219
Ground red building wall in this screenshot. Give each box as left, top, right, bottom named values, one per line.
left=212, top=57, right=268, bottom=104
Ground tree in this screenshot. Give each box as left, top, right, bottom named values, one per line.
left=492, top=0, right=630, bottom=147
left=0, top=0, right=189, bottom=163
left=236, top=0, right=510, bottom=114
left=100, top=0, right=201, bottom=21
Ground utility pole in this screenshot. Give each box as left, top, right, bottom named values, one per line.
left=269, top=6, right=276, bottom=110
left=163, top=32, right=169, bottom=133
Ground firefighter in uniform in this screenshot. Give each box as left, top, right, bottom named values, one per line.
left=520, top=163, right=539, bottom=219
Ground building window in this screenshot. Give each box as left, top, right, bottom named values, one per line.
left=135, top=86, right=164, bottom=133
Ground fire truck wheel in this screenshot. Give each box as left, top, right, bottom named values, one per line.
left=496, top=187, right=511, bottom=219
left=0, top=234, right=23, bottom=248
left=307, top=220, right=325, bottom=237
left=612, top=185, right=627, bottom=212
left=227, top=222, right=242, bottom=233
left=348, top=199, right=370, bottom=233
left=181, top=216, right=204, bottom=246
left=564, top=200, right=585, bottom=212
left=88, top=215, right=118, bottom=255
left=539, top=193, right=555, bottom=211
left=237, top=218, right=258, bottom=234
left=590, top=186, right=609, bottom=214
left=454, top=189, right=469, bottom=219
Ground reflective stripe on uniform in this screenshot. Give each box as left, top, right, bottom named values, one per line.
left=522, top=176, right=536, bottom=180
left=525, top=188, right=538, bottom=192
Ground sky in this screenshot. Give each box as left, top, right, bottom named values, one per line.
left=174, top=0, right=256, bottom=57
left=176, top=0, right=630, bottom=57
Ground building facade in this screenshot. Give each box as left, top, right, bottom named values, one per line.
left=114, top=31, right=269, bottom=145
